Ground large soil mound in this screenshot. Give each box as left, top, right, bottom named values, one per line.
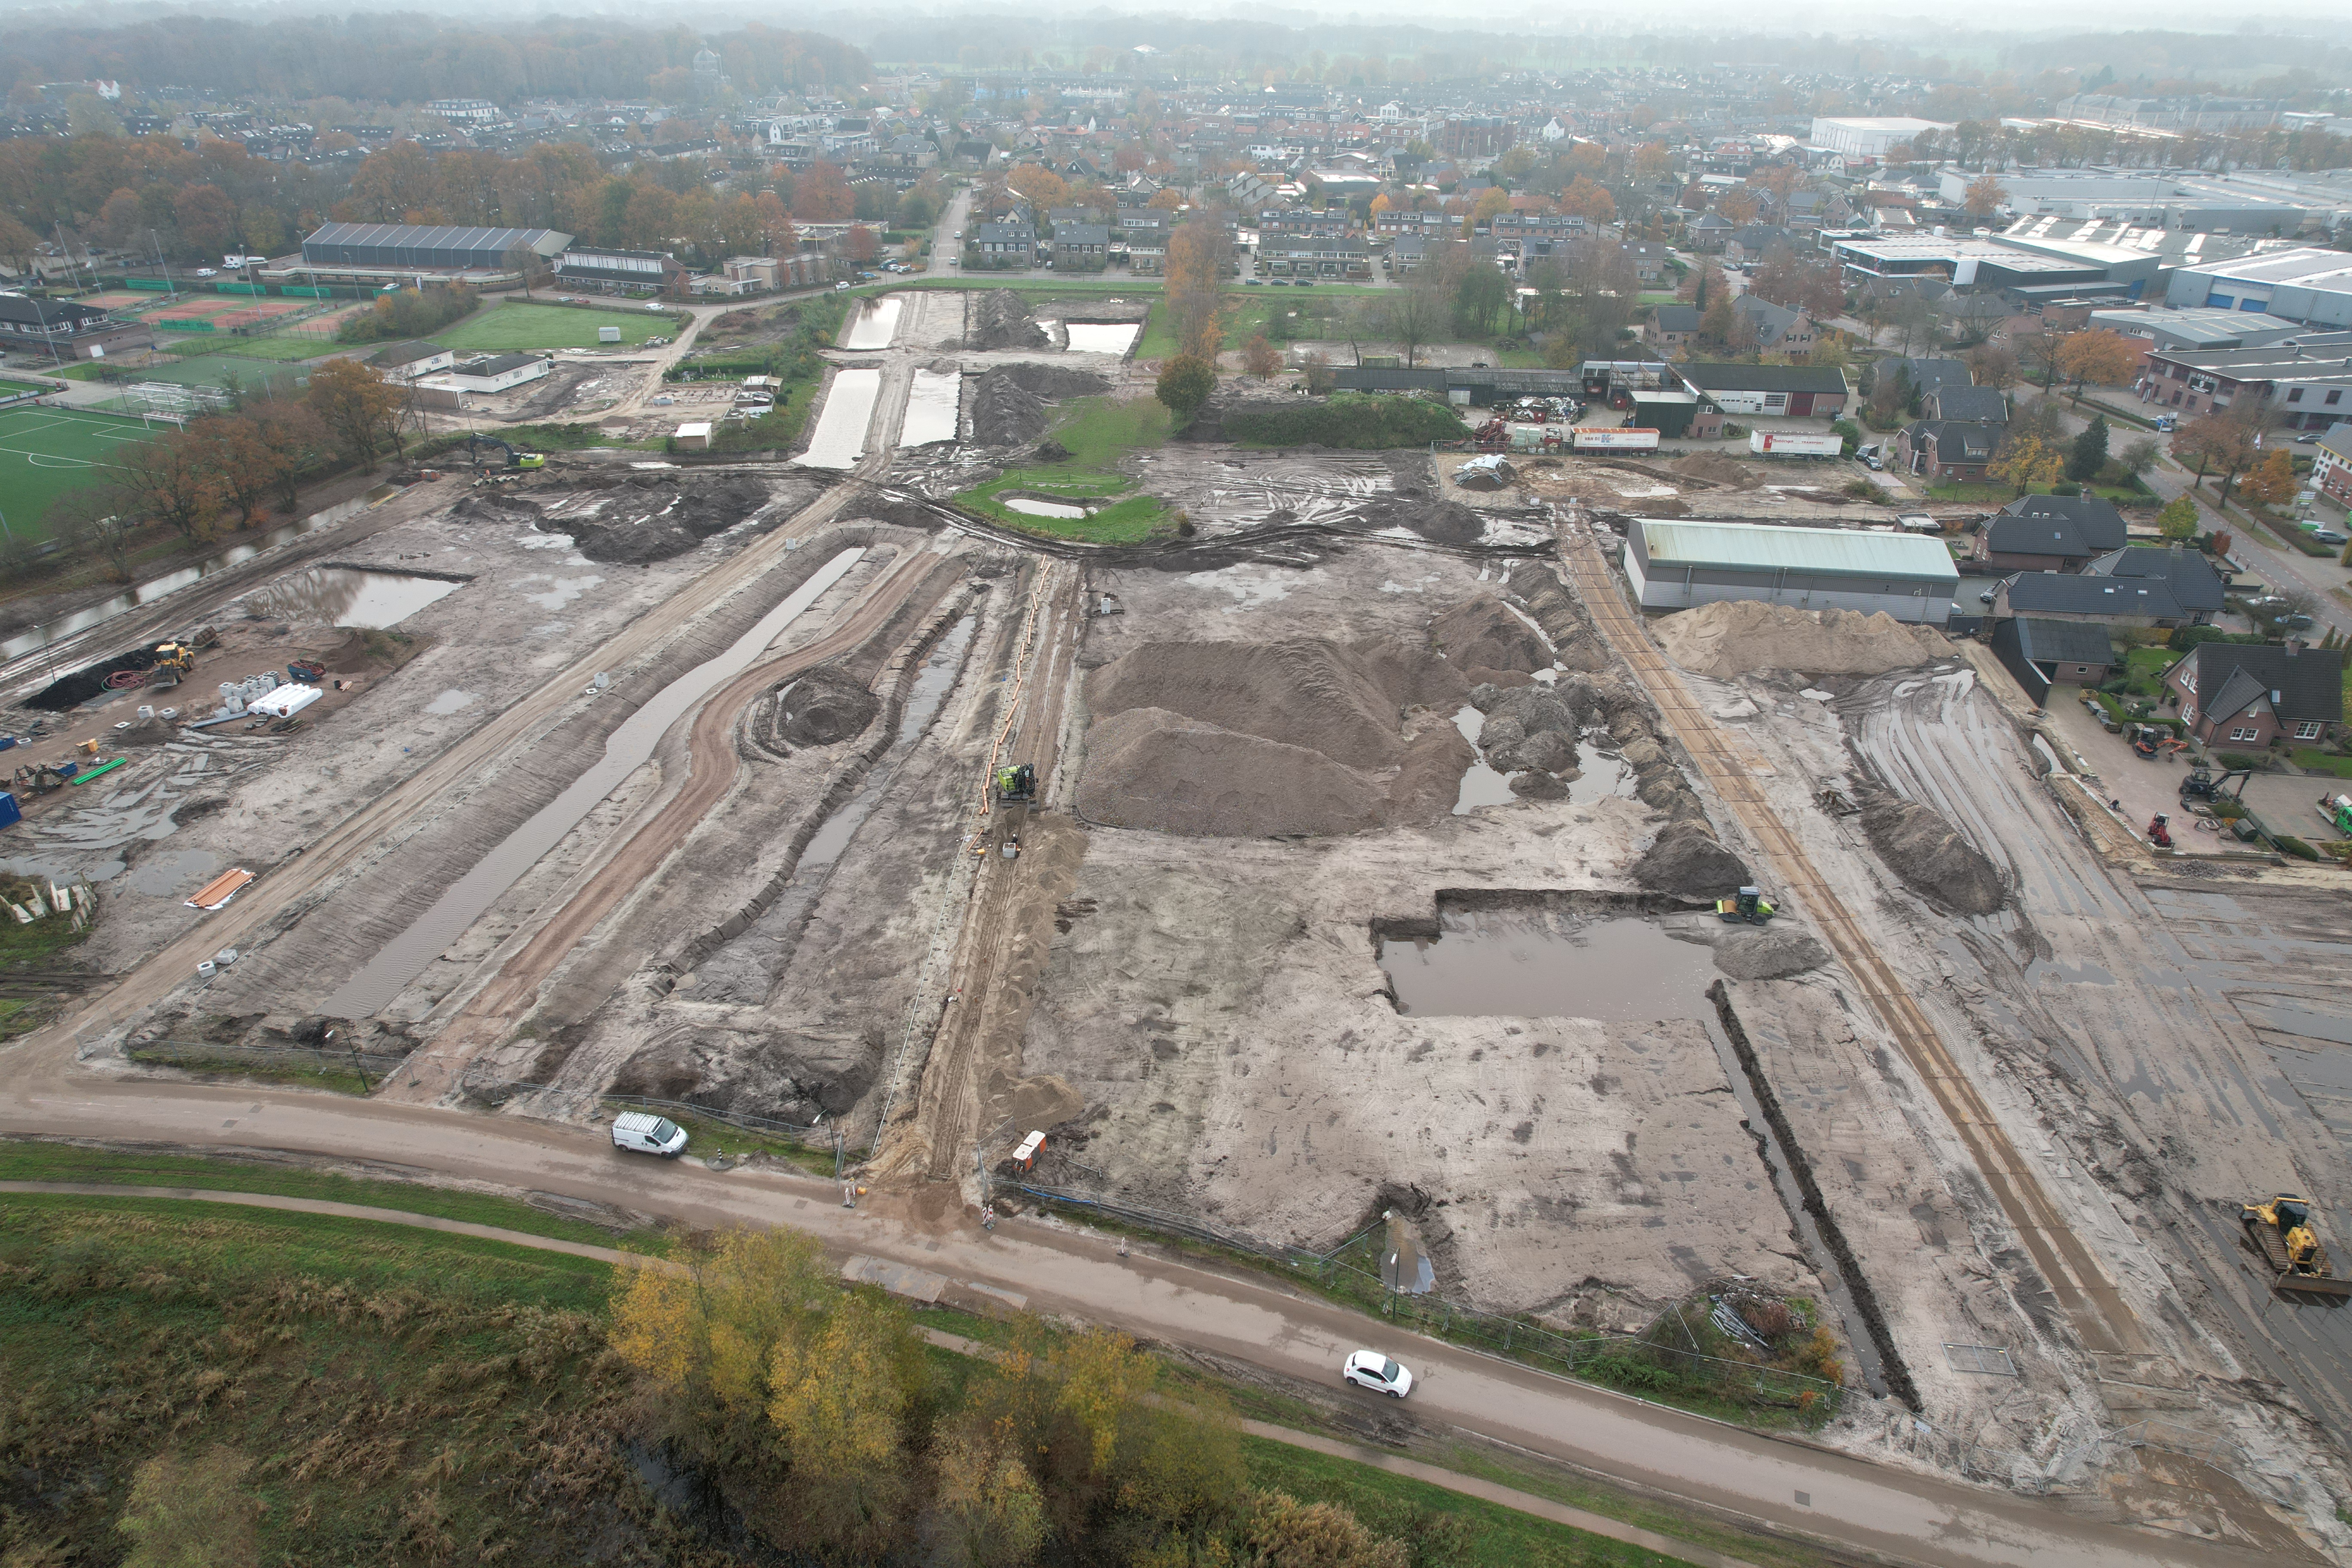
left=1655, top=601, right=1948, bottom=679
left=1860, top=793, right=2005, bottom=914
left=994, top=363, right=1110, bottom=399
left=1078, top=639, right=1471, bottom=836
left=1632, top=821, right=1750, bottom=897
left=529, top=473, right=792, bottom=565
left=970, top=370, right=1047, bottom=445
left=1430, top=594, right=1551, bottom=683
left=1354, top=493, right=1486, bottom=546
left=770, top=665, right=879, bottom=748
left=969, top=290, right=1049, bottom=350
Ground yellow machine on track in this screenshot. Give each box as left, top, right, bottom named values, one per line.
left=2242, top=1194, right=2352, bottom=1298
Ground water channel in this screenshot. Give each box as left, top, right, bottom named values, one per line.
left=796, top=369, right=881, bottom=470
left=319, top=545, right=868, bottom=1017
left=841, top=297, right=902, bottom=350
left=897, top=369, right=961, bottom=447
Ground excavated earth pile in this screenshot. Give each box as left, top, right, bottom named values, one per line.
left=462, top=473, right=811, bottom=566
left=1076, top=638, right=1472, bottom=836
left=1672, top=451, right=1760, bottom=489
left=1351, top=493, right=1486, bottom=546
left=1655, top=600, right=1948, bottom=680
left=969, top=371, right=1050, bottom=446
left=1429, top=593, right=1552, bottom=684
left=751, top=664, right=880, bottom=753
left=968, top=290, right=1050, bottom=350
left=1859, top=790, right=2006, bottom=914
left=993, top=363, right=1111, bottom=399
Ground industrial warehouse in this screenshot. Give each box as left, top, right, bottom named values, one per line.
left=1623, top=519, right=1960, bottom=624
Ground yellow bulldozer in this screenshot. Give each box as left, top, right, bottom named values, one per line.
left=2242, top=1194, right=2352, bottom=1299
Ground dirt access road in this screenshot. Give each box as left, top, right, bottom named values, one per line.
left=380, top=539, right=963, bottom=1103
left=1562, top=523, right=2147, bottom=1365
left=0, top=1058, right=2288, bottom=1568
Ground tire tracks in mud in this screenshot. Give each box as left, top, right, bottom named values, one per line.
left=379, top=544, right=962, bottom=1104
left=1561, top=529, right=2149, bottom=1363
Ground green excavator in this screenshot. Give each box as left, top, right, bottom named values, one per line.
left=1715, top=886, right=1777, bottom=925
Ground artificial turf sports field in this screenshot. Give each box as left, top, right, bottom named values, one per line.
left=0, top=404, right=165, bottom=539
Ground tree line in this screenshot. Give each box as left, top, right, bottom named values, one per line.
left=38, top=359, right=407, bottom=578
left=612, top=1228, right=1500, bottom=1568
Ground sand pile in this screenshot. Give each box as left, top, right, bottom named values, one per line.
left=1654, top=601, right=1948, bottom=680
left=1860, top=793, right=2006, bottom=914
left=1355, top=494, right=1485, bottom=546
left=1673, top=452, right=1759, bottom=490
left=970, top=371, right=1048, bottom=446
left=1713, top=926, right=1829, bottom=980
left=969, top=290, right=1050, bottom=350
left=1430, top=594, right=1552, bottom=681
left=1078, top=639, right=1472, bottom=836
left=1633, top=821, right=1750, bottom=897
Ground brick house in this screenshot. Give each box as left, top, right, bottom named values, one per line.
left=2314, top=423, right=2352, bottom=508
left=2164, top=641, right=2346, bottom=748
left=1976, top=493, right=2128, bottom=573
left=1052, top=223, right=1109, bottom=272
left=1646, top=304, right=1700, bottom=356
left=1730, top=294, right=1817, bottom=355
left=1897, top=418, right=2002, bottom=481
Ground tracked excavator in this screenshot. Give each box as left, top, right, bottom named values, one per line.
left=987, top=763, right=1037, bottom=860
left=2242, top=1194, right=2352, bottom=1299
left=462, top=434, right=545, bottom=472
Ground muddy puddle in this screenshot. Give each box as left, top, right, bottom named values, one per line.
left=1379, top=906, right=1715, bottom=1021
left=236, top=567, right=462, bottom=628
left=842, top=297, right=902, bottom=350
left=691, top=614, right=977, bottom=1005
left=1003, top=497, right=1090, bottom=520
left=2, top=511, right=344, bottom=664
left=1060, top=322, right=1139, bottom=355
left=320, top=546, right=869, bottom=1017
left=1451, top=706, right=1515, bottom=814
left=796, top=368, right=881, bottom=469
left=1568, top=742, right=1638, bottom=805
left=898, top=369, right=961, bottom=447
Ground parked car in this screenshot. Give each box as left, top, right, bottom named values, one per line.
left=2278, top=612, right=2318, bottom=629
left=1243, top=278, right=1263, bottom=286
left=1342, top=1350, right=1413, bottom=1398
left=2309, top=530, right=2348, bottom=547
left=611, top=1112, right=687, bottom=1158
left=2295, top=431, right=2319, bottom=444
left=194, top=267, right=217, bottom=277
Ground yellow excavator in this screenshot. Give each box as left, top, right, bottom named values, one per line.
left=2242, top=1194, right=2352, bottom=1299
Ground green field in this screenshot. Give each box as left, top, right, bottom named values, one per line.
left=179, top=332, right=338, bottom=362
left=0, top=405, right=161, bottom=536
left=957, top=395, right=1173, bottom=542
left=435, top=301, right=679, bottom=352
left=0, top=377, right=54, bottom=399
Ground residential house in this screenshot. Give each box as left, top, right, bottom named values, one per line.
left=1261, top=236, right=1372, bottom=280
left=2314, top=423, right=2352, bottom=508
left=1723, top=225, right=1793, bottom=266
left=1052, top=223, right=1110, bottom=273
left=2082, top=543, right=2226, bottom=619
left=1897, top=418, right=2003, bottom=482
left=1923, top=386, right=2008, bottom=425
left=1991, top=571, right=2190, bottom=629
left=1675, top=362, right=1848, bottom=418
left=1688, top=213, right=1736, bottom=251
left=2164, top=640, right=2346, bottom=748
left=1621, top=241, right=1673, bottom=285
left=1867, top=355, right=1969, bottom=404
left=966, top=220, right=1036, bottom=270
left=1938, top=291, right=2017, bottom=343
left=1730, top=294, right=1816, bottom=355
left=1976, top=493, right=2129, bottom=572
left=1646, top=304, right=1702, bottom=356
left=1989, top=617, right=2116, bottom=705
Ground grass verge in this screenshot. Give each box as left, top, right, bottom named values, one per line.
left=436, top=300, right=680, bottom=352
left=2293, top=748, right=2352, bottom=780
left=955, top=394, right=1173, bottom=543
left=0, top=1139, right=674, bottom=1253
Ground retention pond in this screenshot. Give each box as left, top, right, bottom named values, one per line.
left=1378, top=901, right=1715, bottom=1021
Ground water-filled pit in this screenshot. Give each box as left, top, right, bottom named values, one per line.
left=1001, top=496, right=1094, bottom=520
left=842, top=296, right=902, bottom=350
left=796, top=368, right=881, bottom=469
left=898, top=368, right=962, bottom=447
left=237, top=567, right=462, bottom=628
left=1060, top=322, right=1140, bottom=355
left=1378, top=902, right=1715, bottom=1021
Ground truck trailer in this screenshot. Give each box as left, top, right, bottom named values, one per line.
left=1573, top=427, right=1660, bottom=452
left=1749, top=430, right=1844, bottom=458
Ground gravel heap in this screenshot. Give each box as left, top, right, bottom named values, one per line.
left=1077, top=638, right=1471, bottom=836
left=1430, top=594, right=1552, bottom=684
left=1655, top=601, right=1948, bottom=680
left=1859, top=791, right=2006, bottom=914
left=968, top=290, right=1050, bottom=350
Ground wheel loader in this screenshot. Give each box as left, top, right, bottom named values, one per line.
left=2241, top=1194, right=2352, bottom=1299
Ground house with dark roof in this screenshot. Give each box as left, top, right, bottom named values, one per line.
left=1897, top=418, right=2003, bottom=482
left=1977, top=493, right=2129, bottom=573
left=1991, top=571, right=2190, bottom=628
left=1990, top=616, right=2115, bottom=705
left=0, top=292, right=150, bottom=359
left=1645, top=303, right=1702, bottom=356
left=2164, top=641, right=2345, bottom=749
left=1052, top=223, right=1110, bottom=272
left=1730, top=294, right=1816, bottom=355
left=367, top=340, right=455, bottom=383
left=1675, top=362, right=1847, bottom=417
left=2081, top=544, right=2226, bottom=622
left=1867, top=355, right=1968, bottom=403
left=1923, top=386, right=2007, bottom=424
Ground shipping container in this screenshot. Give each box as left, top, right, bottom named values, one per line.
left=1573, top=427, right=1660, bottom=452
left=1749, top=430, right=1845, bottom=457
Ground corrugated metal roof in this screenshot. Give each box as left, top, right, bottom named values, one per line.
left=304, top=222, right=564, bottom=251
left=1639, top=521, right=1959, bottom=583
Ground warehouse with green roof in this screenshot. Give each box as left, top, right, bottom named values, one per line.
left=1625, top=520, right=1960, bottom=626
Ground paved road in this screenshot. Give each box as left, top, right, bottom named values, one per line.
left=0, top=1031, right=2291, bottom=1568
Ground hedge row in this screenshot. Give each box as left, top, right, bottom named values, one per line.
left=1223, top=392, right=1466, bottom=449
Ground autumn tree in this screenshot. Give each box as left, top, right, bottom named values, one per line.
left=1372, top=269, right=1449, bottom=369
left=1990, top=433, right=2065, bottom=495
left=2052, top=329, right=2139, bottom=399
left=1162, top=215, right=1230, bottom=361
left=2242, top=448, right=2297, bottom=507
left=1963, top=341, right=2018, bottom=392
left=115, top=431, right=222, bottom=540
left=1963, top=175, right=2009, bottom=218
left=1146, top=187, right=1185, bottom=212
left=44, top=484, right=139, bottom=582
left=2115, top=436, right=2161, bottom=478
left=2172, top=411, right=2262, bottom=506
left=306, top=358, right=404, bottom=471
left=2156, top=495, right=2201, bottom=540
left=1007, top=163, right=1070, bottom=211
left=844, top=223, right=878, bottom=262
left=793, top=161, right=855, bottom=222
left=501, top=240, right=549, bottom=298
left=1241, top=334, right=1283, bottom=377
left=185, top=414, right=282, bottom=523
left=1155, top=354, right=1215, bottom=421
left=1461, top=185, right=1510, bottom=237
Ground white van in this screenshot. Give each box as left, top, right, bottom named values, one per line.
left=612, top=1111, right=688, bottom=1158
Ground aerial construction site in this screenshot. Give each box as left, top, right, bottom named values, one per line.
left=6, top=284, right=2352, bottom=1564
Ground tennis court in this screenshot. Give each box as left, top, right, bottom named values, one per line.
left=0, top=405, right=166, bottom=539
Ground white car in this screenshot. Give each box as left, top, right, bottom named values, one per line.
left=1342, top=1349, right=1413, bottom=1398
left=194, top=267, right=217, bottom=277
left=611, top=1111, right=688, bottom=1158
